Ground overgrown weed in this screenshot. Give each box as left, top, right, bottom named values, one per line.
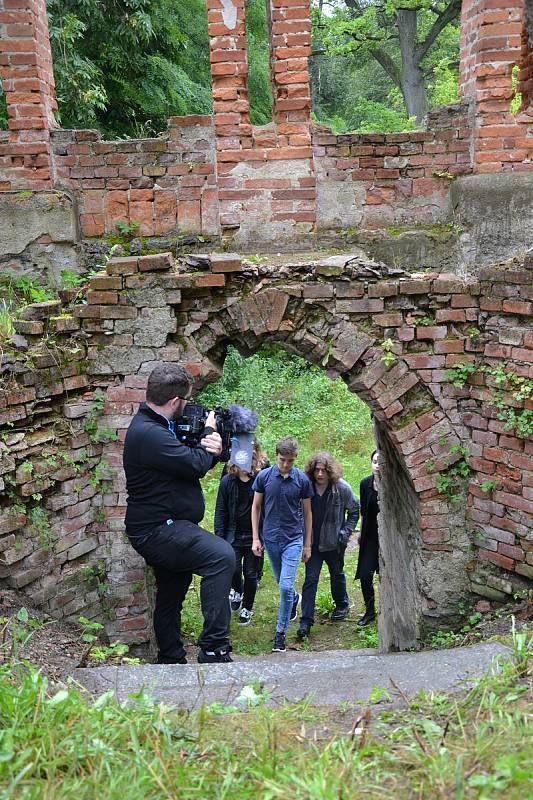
left=0, top=624, right=530, bottom=798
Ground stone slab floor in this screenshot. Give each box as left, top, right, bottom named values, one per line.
left=73, top=642, right=509, bottom=710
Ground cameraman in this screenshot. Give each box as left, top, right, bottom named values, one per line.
left=123, top=363, right=236, bottom=665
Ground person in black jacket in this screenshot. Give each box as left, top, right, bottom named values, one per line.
left=355, top=450, right=381, bottom=627
left=214, top=442, right=268, bottom=626
left=297, top=452, right=359, bottom=639
left=123, top=363, right=236, bottom=665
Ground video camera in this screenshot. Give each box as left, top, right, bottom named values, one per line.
left=175, top=403, right=258, bottom=464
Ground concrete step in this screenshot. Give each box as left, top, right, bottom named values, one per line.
left=72, top=642, right=510, bottom=710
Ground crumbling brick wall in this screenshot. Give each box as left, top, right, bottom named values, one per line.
left=459, top=0, right=533, bottom=171
left=1, top=251, right=531, bottom=649
left=0, top=0, right=57, bottom=190
left=313, top=105, right=472, bottom=230
left=1, top=0, right=532, bottom=247
left=51, top=117, right=218, bottom=238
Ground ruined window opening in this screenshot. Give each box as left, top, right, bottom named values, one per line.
left=0, top=79, right=8, bottom=131
left=245, top=0, right=274, bottom=125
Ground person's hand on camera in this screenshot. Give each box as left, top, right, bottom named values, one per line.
left=252, top=538, right=263, bottom=557
left=201, top=430, right=222, bottom=456
left=205, top=410, right=218, bottom=431
left=302, top=544, right=311, bottom=563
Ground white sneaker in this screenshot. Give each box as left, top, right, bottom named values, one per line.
left=229, top=589, right=243, bottom=612
left=238, top=608, right=253, bottom=625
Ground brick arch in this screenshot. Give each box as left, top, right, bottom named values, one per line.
left=2, top=250, right=531, bottom=653
left=179, top=286, right=470, bottom=651
left=86, top=254, right=485, bottom=653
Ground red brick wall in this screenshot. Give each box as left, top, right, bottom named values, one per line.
left=51, top=117, right=218, bottom=238
left=459, top=0, right=533, bottom=172
left=1, top=0, right=533, bottom=241
left=0, top=0, right=57, bottom=189
left=207, top=0, right=316, bottom=239
left=314, top=105, right=472, bottom=228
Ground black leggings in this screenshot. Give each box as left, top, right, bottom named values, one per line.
left=360, top=573, right=375, bottom=613
left=232, top=544, right=260, bottom=611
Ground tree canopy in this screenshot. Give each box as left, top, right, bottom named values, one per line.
left=0, top=0, right=462, bottom=137
left=312, top=0, right=461, bottom=130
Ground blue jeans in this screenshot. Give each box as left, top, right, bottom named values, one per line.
left=300, top=546, right=349, bottom=626
left=264, top=537, right=303, bottom=633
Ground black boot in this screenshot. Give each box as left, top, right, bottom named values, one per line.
left=357, top=608, right=376, bottom=627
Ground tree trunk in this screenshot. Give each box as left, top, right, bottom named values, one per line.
left=396, top=8, right=428, bottom=125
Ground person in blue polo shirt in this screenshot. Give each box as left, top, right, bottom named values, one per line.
left=251, top=436, right=313, bottom=653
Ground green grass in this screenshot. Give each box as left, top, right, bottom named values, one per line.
left=0, top=635, right=530, bottom=799
left=180, top=543, right=378, bottom=656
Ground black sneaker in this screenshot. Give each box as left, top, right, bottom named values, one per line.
left=197, top=647, right=233, bottom=664
left=330, top=606, right=349, bottom=621
left=357, top=610, right=376, bottom=627
left=272, top=632, right=286, bottom=652
left=238, top=608, right=253, bottom=626
left=290, top=592, right=300, bottom=622
left=296, top=622, right=311, bottom=639
left=229, top=589, right=242, bottom=613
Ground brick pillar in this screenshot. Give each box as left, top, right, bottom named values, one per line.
left=0, top=0, right=57, bottom=188
left=268, top=0, right=312, bottom=147
left=207, top=0, right=315, bottom=243
left=459, top=0, right=532, bottom=172
left=207, top=0, right=251, bottom=146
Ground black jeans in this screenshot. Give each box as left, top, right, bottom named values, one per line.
left=232, top=544, right=260, bottom=611
left=360, top=573, right=375, bottom=613
left=300, top=546, right=349, bottom=626
left=130, top=520, right=235, bottom=661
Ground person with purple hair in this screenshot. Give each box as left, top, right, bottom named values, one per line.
left=214, top=441, right=269, bottom=626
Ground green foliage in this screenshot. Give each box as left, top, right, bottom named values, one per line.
left=510, top=64, right=523, bottom=116
left=314, top=0, right=461, bottom=128
left=83, top=391, right=118, bottom=444
left=380, top=338, right=397, bottom=367
left=434, top=444, right=471, bottom=504
left=198, top=345, right=374, bottom=494
left=0, top=273, right=56, bottom=308
left=0, top=298, right=15, bottom=341
left=27, top=506, right=53, bottom=550
left=484, top=363, right=533, bottom=439
left=115, top=220, right=140, bottom=240
left=45, top=0, right=213, bottom=137
left=0, top=638, right=530, bottom=798
left=444, top=361, right=476, bottom=388
left=245, top=0, right=273, bottom=125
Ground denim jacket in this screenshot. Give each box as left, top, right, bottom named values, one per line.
left=315, top=478, right=360, bottom=552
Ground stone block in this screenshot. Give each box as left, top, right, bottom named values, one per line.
left=210, top=253, right=243, bottom=272
left=138, top=253, right=174, bottom=272
left=106, top=257, right=139, bottom=276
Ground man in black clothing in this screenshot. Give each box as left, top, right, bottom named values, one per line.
left=123, top=363, right=236, bottom=664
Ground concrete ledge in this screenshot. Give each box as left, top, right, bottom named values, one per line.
left=73, top=642, right=510, bottom=710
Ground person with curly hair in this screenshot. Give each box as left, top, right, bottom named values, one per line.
left=214, top=442, right=269, bottom=626
left=297, top=452, right=359, bottom=639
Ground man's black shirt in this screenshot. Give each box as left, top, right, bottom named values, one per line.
left=123, top=403, right=216, bottom=536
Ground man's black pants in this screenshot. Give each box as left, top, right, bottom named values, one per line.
left=130, top=520, right=235, bottom=662
left=300, top=546, right=349, bottom=627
